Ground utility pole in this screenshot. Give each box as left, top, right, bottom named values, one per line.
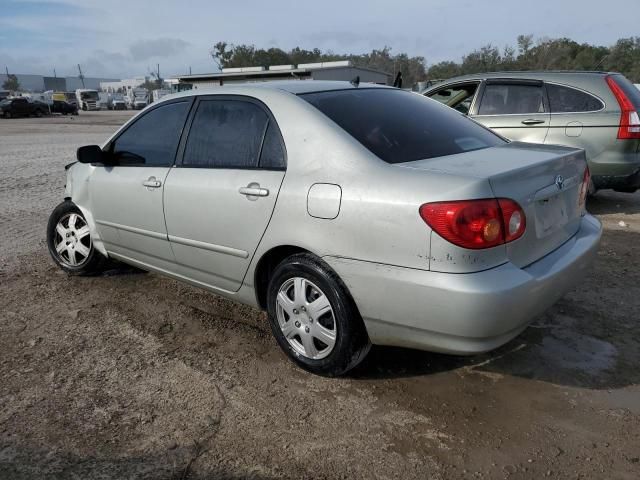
left=157, top=63, right=161, bottom=87
left=77, top=64, right=85, bottom=88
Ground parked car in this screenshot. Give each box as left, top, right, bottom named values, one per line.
left=47, top=82, right=601, bottom=375
left=50, top=99, right=79, bottom=115
left=0, top=97, right=49, bottom=118
left=107, top=93, right=127, bottom=110
left=424, top=71, right=640, bottom=193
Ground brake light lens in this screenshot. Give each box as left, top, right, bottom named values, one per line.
left=578, top=166, right=590, bottom=211
left=419, top=198, right=526, bottom=249
left=606, top=75, right=640, bottom=140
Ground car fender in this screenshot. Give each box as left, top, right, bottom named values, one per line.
left=64, top=163, right=109, bottom=258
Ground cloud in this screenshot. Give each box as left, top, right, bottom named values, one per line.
left=129, top=38, right=190, bottom=61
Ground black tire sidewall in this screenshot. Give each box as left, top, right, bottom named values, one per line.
left=46, top=201, right=104, bottom=275
left=266, top=254, right=369, bottom=376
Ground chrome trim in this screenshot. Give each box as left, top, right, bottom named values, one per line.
left=167, top=235, right=249, bottom=258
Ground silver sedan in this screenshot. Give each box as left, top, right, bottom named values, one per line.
left=47, top=81, right=602, bottom=375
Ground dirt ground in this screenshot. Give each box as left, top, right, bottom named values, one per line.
left=0, top=111, right=639, bottom=480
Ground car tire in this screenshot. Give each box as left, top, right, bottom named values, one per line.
left=47, top=200, right=108, bottom=276
left=35, top=109, right=43, bottom=117
left=266, top=253, right=371, bottom=376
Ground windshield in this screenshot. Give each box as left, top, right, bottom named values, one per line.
left=301, top=88, right=505, bottom=164
left=81, top=91, right=99, bottom=100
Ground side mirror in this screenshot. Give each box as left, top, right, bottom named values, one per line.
left=77, top=145, right=106, bottom=164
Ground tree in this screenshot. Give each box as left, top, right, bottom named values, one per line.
left=2, top=74, right=20, bottom=91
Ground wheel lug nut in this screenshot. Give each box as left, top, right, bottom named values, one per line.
left=301, top=306, right=306, bottom=312
left=295, top=321, right=301, bottom=328
left=293, top=309, right=299, bottom=315
left=305, top=326, right=310, bottom=333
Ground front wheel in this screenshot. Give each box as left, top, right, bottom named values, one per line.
left=266, top=253, right=371, bottom=376
left=47, top=201, right=107, bottom=275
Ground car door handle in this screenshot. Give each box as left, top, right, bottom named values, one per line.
left=521, top=119, right=546, bottom=125
left=142, top=177, right=162, bottom=188
left=239, top=184, right=269, bottom=197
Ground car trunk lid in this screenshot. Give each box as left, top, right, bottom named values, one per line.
left=399, top=142, right=587, bottom=268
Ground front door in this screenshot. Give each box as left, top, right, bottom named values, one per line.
left=163, top=97, right=287, bottom=292
left=89, top=99, right=192, bottom=270
left=472, top=80, right=550, bottom=144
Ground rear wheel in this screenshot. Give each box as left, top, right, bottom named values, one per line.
left=47, top=201, right=108, bottom=275
left=266, top=253, right=370, bottom=376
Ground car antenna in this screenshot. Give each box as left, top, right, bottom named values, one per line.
left=350, top=75, right=360, bottom=87
left=393, top=71, right=403, bottom=88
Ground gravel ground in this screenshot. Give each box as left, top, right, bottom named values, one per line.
left=0, top=111, right=639, bottom=480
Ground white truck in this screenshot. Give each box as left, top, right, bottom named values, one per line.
left=152, top=89, right=171, bottom=103
left=107, top=93, right=127, bottom=110
left=75, top=89, right=100, bottom=111
left=126, top=87, right=148, bottom=110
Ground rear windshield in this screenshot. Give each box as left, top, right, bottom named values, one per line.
left=300, top=88, right=505, bottom=164
left=610, top=74, right=640, bottom=110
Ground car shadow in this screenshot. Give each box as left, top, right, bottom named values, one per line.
left=587, top=190, right=640, bottom=215
left=350, top=228, right=640, bottom=391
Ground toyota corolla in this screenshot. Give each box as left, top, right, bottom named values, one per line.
left=47, top=81, right=602, bottom=375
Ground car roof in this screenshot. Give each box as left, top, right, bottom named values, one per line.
left=438, top=70, right=614, bottom=82
left=166, top=81, right=391, bottom=102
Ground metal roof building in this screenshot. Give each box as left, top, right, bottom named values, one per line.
left=175, top=61, right=390, bottom=89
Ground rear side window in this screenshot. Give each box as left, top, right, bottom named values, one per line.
left=478, top=84, right=545, bottom=115
left=546, top=84, right=603, bottom=113
left=111, top=101, right=190, bottom=166
left=183, top=100, right=268, bottom=168
left=259, top=121, right=286, bottom=169
left=301, top=89, right=504, bottom=164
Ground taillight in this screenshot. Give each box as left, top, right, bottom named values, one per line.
left=606, top=75, right=640, bottom=140
left=578, top=166, right=590, bottom=211
left=419, top=198, right=526, bottom=250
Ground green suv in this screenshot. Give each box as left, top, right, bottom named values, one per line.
left=424, top=71, right=640, bottom=193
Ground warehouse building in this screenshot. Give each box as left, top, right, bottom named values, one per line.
left=175, top=61, right=390, bottom=89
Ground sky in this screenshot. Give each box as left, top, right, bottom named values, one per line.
left=1, top=0, right=638, bottom=79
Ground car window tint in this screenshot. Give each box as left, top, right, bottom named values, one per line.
left=183, top=100, right=268, bottom=168
left=429, top=83, right=478, bottom=115
left=112, top=101, right=190, bottom=166
left=301, top=89, right=505, bottom=164
left=478, top=84, right=545, bottom=115
left=259, top=120, right=286, bottom=169
left=547, top=84, right=603, bottom=112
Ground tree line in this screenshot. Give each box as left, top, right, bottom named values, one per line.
left=212, top=35, right=640, bottom=87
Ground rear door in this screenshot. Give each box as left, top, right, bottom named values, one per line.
left=89, top=99, right=192, bottom=270
left=472, top=79, right=550, bottom=143
left=163, top=96, right=286, bottom=292
left=544, top=82, right=613, bottom=155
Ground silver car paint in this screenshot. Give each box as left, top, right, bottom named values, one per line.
left=64, top=82, right=602, bottom=354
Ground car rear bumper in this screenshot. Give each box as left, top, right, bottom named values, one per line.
left=592, top=168, right=640, bottom=192
left=324, top=214, right=601, bottom=355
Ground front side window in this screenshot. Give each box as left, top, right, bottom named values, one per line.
left=301, top=88, right=504, bottom=164
left=111, top=101, right=190, bottom=166
left=428, top=83, right=479, bottom=115
left=546, top=84, right=603, bottom=113
left=478, top=84, right=545, bottom=115
left=183, top=100, right=269, bottom=168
